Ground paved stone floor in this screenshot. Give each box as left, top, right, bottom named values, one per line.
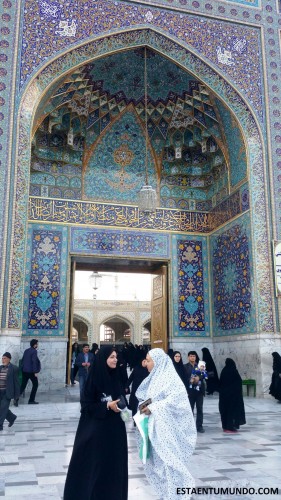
left=0, top=385, right=280, bottom=499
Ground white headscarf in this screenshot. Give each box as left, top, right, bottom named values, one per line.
left=136, top=348, right=197, bottom=500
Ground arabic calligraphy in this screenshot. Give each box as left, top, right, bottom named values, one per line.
left=28, top=197, right=213, bottom=232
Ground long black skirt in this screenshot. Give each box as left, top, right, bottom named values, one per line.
left=64, top=411, right=128, bottom=500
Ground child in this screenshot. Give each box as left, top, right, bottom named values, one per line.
left=189, top=360, right=208, bottom=391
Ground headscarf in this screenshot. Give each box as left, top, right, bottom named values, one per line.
left=272, top=352, right=281, bottom=372
left=136, top=348, right=196, bottom=500
left=220, top=358, right=242, bottom=389
left=219, top=358, right=246, bottom=428
left=269, top=352, right=281, bottom=401
left=201, top=347, right=219, bottom=394
left=82, top=346, right=122, bottom=405
left=172, top=350, right=188, bottom=388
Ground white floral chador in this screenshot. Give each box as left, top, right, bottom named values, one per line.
left=136, top=348, right=197, bottom=500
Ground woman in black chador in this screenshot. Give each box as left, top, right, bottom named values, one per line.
left=219, top=358, right=246, bottom=434
left=64, top=346, right=128, bottom=500
left=269, top=351, right=281, bottom=402
left=201, top=347, right=219, bottom=395
left=125, top=351, right=148, bottom=417
left=172, top=351, right=189, bottom=391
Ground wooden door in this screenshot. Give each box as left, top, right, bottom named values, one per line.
left=151, top=265, right=168, bottom=352
left=66, top=260, right=76, bottom=385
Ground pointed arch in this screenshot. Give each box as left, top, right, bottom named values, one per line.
left=7, top=28, right=274, bottom=336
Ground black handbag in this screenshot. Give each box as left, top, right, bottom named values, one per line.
left=117, top=395, right=127, bottom=410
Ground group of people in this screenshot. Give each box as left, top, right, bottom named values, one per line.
left=64, top=346, right=197, bottom=500
left=170, top=348, right=246, bottom=434
left=63, top=345, right=249, bottom=499
left=2, top=339, right=280, bottom=499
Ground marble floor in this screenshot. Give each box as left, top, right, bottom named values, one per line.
left=0, top=385, right=280, bottom=499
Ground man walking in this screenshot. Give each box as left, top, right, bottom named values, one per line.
left=20, top=339, right=41, bottom=404
left=184, top=350, right=205, bottom=433
left=75, top=343, right=94, bottom=397
left=0, top=352, right=20, bottom=430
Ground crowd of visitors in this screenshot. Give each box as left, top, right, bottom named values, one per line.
left=63, top=343, right=247, bottom=499
left=2, top=339, right=280, bottom=499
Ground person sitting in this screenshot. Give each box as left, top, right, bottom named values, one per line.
left=136, top=348, right=196, bottom=500
left=64, top=346, right=128, bottom=500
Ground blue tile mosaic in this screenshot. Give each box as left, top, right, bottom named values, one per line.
left=21, top=0, right=264, bottom=121
left=210, top=212, right=256, bottom=336
left=84, top=110, right=156, bottom=204
left=172, top=234, right=210, bottom=337
left=70, top=227, right=169, bottom=259
left=22, top=225, right=68, bottom=336
left=215, top=98, right=247, bottom=188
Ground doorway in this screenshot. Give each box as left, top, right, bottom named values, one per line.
left=66, top=258, right=169, bottom=384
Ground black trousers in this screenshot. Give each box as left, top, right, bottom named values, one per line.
left=20, top=372, right=38, bottom=402
left=188, top=390, right=204, bottom=429
left=0, top=390, right=16, bottom=427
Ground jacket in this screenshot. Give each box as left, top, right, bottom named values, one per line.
left=22, top=346, right=41, bottom=373
left=184, top=362, right=206, bottom=396
left=75, top=352, right=94, bottom=378
left=0, top=363, right=20, bottom=399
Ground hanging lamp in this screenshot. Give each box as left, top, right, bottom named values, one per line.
left=138, top=47, right=157, bottom=213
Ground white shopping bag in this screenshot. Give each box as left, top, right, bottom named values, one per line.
left=133, top=410, right=150, bottom=464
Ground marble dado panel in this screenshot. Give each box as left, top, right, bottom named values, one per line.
left=212, top=336, right=281, bottom=397
left=172, top=234, right=210, bottom=337
left=170, top=334, right=281, bottom=397
left=21, top=0, right=263, bottom=121
left=20, top=338, right=67, bottom=391
left=0, top=336, right=67, bottom=391
left=22, top=224, right=68, bottom=336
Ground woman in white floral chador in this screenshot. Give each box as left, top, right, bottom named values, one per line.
left=136, top=348, right=197, bottom=500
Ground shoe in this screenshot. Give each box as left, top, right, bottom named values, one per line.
left=197, top=427, right=205, bottom=433
left=28, top=401, right=39, bottom=404
left=14, top=399, right=19, bottom=407
left=8, top=416, right=17, bottom=427
left=223, top=429, right=238, bottom=434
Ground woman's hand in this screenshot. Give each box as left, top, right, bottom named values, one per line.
left=140, top=406, right=151, bottom=415
left=107, top=399, right=121, bottom=412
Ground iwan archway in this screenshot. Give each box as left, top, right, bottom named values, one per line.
left=7, top=28, right=275, bottom=393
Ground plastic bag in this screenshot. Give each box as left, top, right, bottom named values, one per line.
left=133, top=411, right=150, bottom=464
